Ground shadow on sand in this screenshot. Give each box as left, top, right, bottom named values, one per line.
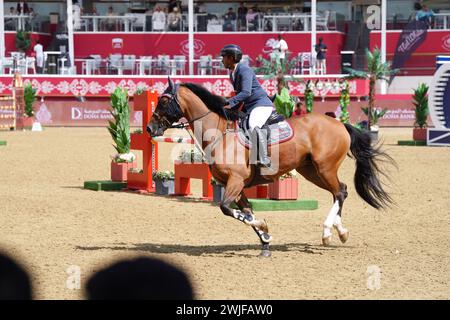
left=76, top=242, right=353, bottom=258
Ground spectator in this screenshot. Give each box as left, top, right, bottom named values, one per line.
left=85, top=257, right=194, bottom=300
left=105, top=6, right=117, bottom=31
left=168, top=0, right=179, bottom=13
left=246, top=8, right=258, bottom=31
left=273, top=34, right=289, bottom=65
left=416, top=4, right=434, bottom=27
left=5, top=7, right=16, bottom=31
left=314, top=37, right=327, bottom=74
left=73, top=1, right=82, bottom=30
left=168, top=6, right=182, bottom=31
left=0, top=251, right=32, bottom=300
left=33, top=40, right=44, bottom=74
left=17, top=1, right=29, bottom=15
left=195, top=1, right=207, bottom=31
left=293, top=101, right=307, bottom=117
left=273, top=76, right=295, bottom=118
left=292, top=8, right=304, bottom=31
left=237, top=2, right=247, bottom=31
left=223, top=7, right=236, bottom=31
left=152, top=5, right=166, bottom=31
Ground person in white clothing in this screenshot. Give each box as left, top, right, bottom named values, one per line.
left=33, top=40, right=44, bottom=74
left=152, top=5, right=166, bottom=31
left=73, top=1, right=82, bottom=30
left=273, top=34, right=289, bottom=64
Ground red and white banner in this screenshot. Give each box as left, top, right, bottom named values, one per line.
left=30, top=95, right=419, bottom=127
left=0, top=76, right=369, bottom=98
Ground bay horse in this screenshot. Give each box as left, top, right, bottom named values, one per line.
left=147, top=78, right=394, bottom=257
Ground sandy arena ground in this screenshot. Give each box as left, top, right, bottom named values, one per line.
left=0, top=127, right=449, bottom=300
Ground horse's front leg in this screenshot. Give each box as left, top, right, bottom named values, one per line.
left=235, top=192, right=272, bottom=257
left=219, top=176, right=272, bottom=257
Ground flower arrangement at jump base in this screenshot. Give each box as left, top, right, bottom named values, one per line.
left=268, top=170, right=299, bottom=200
left=108, top=87, right=136, bottom=182
left=153, top=170, right=175, bottom=195
left=178, top=149, right=203, bottom=163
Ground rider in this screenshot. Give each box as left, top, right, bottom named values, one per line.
left=220, top=44, right=272, bottom=168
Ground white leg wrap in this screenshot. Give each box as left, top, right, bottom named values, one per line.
left=232, top=209, right=255, bottom=225
left=333, top=215, right=348, bottom=235
left=323, top=200, right=340, bottom=238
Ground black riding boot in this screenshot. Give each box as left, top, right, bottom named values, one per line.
left=254, top=126, right=271, bottom=168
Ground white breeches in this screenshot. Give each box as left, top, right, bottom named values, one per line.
left=248, top=106, right=273, bottom=130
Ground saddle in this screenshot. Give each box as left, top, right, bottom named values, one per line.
left=233, top=110, right=294, bottom=149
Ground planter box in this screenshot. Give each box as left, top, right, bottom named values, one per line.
left=369, top=130, right=378, bottom=144
left=268, top=178, right=298, bottom=200
left=16, top=117, right=34, bottom=130
left=212, top=184, right=225, bottom=203
left=243, top=185, right=268, bottom=199
left=413, top=128, right=427, bottom=141
left=155, top=179, right=175, bottom=195
left=111, top=161, right=136, bottom=182
left=174, top=162, right=212, bottom=199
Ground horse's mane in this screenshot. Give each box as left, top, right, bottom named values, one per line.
left=180, top=83, right=227, bottom=116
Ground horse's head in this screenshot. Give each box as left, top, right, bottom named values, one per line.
left=147, top=77, right=184, bottom=137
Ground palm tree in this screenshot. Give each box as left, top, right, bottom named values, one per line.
left=253, top=52, right=300, bottom=82
left=345, top=48, right=398, bottom=130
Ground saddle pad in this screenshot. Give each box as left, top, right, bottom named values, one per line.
left=237, top=120, right=294, bottom=148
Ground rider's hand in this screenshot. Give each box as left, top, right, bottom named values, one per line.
left=223, top=105, right=232, bottom=109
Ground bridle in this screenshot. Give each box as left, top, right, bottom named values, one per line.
left=154, top=90, right=213, bottom=129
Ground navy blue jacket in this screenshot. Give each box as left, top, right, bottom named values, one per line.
left=227, top=63, right=272, bottom=113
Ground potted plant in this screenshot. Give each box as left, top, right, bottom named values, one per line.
left=268, top=170, right=299, bottom=200
left=345, top=48, right=398, bottom=132
left=15, top=30, right=31, bottom=54
left=211, top=177, right=225, bottom=204
left=412, top=83, right=429, bottom=141
left=107, top=87, right=136, bottom=182
left=361, top=106, right=388, bottom=142
left=17, top=83, right=36, bottom=129
left=153, top=170, right=175, bottom=195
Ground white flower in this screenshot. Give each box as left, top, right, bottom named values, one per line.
left=112, top=152, right=136, bottom=162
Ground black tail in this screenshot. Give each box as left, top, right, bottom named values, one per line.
left=344, top=123, right=395, bottom=210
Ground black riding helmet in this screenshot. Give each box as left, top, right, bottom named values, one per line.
left=220, top=44, right=243, bottom=63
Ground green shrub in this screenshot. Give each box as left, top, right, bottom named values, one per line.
left=24, top=84, right=36, bottom=117
left=107, top=87, right=131, bottom=158
left=412, top=83, right=429, bottom=128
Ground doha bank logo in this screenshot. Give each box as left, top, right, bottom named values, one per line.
left=442, top=35, right=450, bottom=51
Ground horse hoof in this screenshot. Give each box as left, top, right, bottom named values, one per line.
left=322, top=236, right=331, bottom=247
left=338, top=230, right=349, bottom=243
left=259, top=250, right=271, bottom=258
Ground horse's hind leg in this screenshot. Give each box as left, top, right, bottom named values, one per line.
left=334, top=183, right=349, bottom=243
left=297, top=163, right=349, bottom=246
